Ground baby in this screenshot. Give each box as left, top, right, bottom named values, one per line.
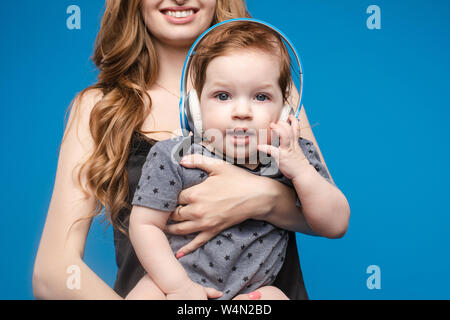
left=129, top=21, right=337, bottom=300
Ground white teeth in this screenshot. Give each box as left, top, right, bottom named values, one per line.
left=165, top=10, right=194, bottom=18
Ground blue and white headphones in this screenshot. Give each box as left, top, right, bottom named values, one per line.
left=178, top=18, right=304, bottom=139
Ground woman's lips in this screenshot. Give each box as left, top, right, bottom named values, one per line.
left=160, top=7, right=198, bottom=25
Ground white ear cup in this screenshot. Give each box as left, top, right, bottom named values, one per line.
left=187, top=89, right=203, bottom=138
left=278, top=104, right=295, bottom=122
left=270, top=104, right=295, bottom=149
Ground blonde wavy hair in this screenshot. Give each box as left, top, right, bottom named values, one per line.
left=68, top=0, right=251, bottom=236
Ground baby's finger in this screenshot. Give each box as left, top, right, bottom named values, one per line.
left=278, top=120, right=294, bottom=140
left=270, top=123, right=289, bottom=148
left=289, top=115, right=301, bottom=140
left=204, top=287, right=223, bottom=299
left=175, top=231, right=215, bottom=258
left=257, top=144, right=279, bottom=159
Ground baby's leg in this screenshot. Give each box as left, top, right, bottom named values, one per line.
left=125, top=273, right=166, bottom=300
left=233, top=286, right=289, bottom=300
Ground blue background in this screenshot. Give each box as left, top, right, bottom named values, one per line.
left=1, top=0, right=449, bottom=300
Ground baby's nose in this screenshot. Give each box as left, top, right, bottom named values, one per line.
left=231, top=100, right=253, bottom=120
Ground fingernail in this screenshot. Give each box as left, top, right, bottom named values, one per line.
left=180, top=156, right=191, bottom=164
left=248, top=291, right=261, bottom=300
left=176, top=251, right=185, bottom=259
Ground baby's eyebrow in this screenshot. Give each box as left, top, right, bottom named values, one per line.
left=208, top=82, right=276, bottom=89
left=208, top=80, right=231, bottom=88
left=255, top=83, right=276, bottom=90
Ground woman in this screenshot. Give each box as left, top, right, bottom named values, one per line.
left=33, top=0, right=345, bottom=300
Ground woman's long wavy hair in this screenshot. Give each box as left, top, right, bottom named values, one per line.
left=69, top=0, right=251, bottom=236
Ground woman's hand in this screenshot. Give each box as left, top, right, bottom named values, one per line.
left=165, top=154, right=278, bottom=257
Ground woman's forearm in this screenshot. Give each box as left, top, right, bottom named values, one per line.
left=33, top=256, right=122, bottom=300
left=259, top=167, right=349, bottom=238
left=257, top=177, right=317, bottom=235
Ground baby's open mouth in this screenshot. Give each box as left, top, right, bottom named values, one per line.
left=226, top=128, right=255, bottom=137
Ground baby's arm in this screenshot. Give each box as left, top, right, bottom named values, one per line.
left=129, top=205, right=220, bottom=299
left=258, top=115, right=350, bottom=239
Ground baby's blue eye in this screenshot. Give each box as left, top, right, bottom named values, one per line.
left=216, top=93, right=230, bottom=101
left=256, top=94, right=269, bottom=101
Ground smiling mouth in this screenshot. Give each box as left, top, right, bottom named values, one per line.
left=161, top=8, right=198, bottom=18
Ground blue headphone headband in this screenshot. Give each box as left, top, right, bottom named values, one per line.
left=179, top=18, right=304, bottom=135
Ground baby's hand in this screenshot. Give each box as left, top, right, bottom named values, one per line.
left=166, top=278, right=222, bottom=300
left=257, top=115, right=311, bottom=181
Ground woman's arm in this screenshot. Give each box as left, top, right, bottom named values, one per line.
left=33, top=89, right=122, bottom=299
left=163, top=155, right=316, bottom=257
left=165, top=108, right=341, bottom=255
left=257, top=175, right=317, bottom=233
left=177, top=155, right=316, bottom=234
left=297, top=105, right=334, bottom=184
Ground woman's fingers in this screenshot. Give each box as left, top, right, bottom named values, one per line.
left=204, top=287, right=223, bottom=299
left=169, top=205, right=187, bottom=222
left=165, top=220, right=200, bottom=235
left=180, top=153, right=229, bottom=174
left=232, top=290, right=261, bottom=300
left=232, top=286, right=289, bottom=300
left=175, top=231, right=216, bottom=257
left=170, top=204, right=201, bottom=223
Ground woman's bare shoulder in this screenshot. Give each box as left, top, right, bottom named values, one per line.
left=71, top=88, right=104, bottom=119
left=63, top=88, right=104, bottom=147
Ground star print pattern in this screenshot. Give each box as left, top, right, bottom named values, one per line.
left=172, top=219, right=289, bottom=300
left=130, top=136, right=329, bottom=300
left=131, top=142, right=185, bottom=212
left=173, top=220, right=287, bottom=298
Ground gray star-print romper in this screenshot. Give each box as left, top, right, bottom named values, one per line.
left=132, top=135, right=332, bottom=300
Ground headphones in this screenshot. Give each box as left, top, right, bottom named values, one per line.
left=178, top=18, right=304, bottom=139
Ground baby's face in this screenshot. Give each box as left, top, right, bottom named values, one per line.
left=199, top=49, right=284, bottom=163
